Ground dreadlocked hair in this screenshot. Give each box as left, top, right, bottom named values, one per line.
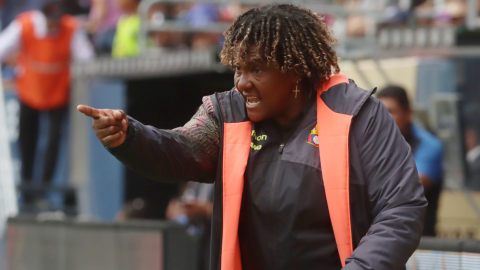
left=220, top=4, right=340, bottom=92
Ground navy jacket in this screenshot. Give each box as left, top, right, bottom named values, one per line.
left=108, top=77, right=427, bottom=270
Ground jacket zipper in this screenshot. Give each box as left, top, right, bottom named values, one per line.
left=270, top=143, right=285, bottom=206
left=269, top=142, right=284, bottom=270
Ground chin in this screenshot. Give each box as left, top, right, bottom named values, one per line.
left=247, top=112, right=264, bottom=122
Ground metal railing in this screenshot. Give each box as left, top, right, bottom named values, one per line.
left=6, top=217, right=199, bottom=270
left=6, top=217, right=480, bottom=270
left=409, top=237, right=480, bottom=270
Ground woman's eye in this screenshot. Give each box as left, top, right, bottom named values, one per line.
left=253, top=67, right=261, bottom=74
left=233, top=65, right=241, bottom=72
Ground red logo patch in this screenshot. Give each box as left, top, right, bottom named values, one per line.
left=306, top=124, right=319, bottom=147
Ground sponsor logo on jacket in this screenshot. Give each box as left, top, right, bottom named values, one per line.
left=251, top=130, right=267, bottom=150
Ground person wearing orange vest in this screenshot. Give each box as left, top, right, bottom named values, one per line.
left=0, top=0, right=94, bottom=209
left=79, top=4, right=426, bottom=270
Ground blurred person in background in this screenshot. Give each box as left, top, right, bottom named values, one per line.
left=184, top=2, right=221, bottom=50
left=0, top=0, right=94, bottom=210
left=434, top=0, right=467, bottom=26
left=112, top=0, right=141, bottom=58
left=79, top=4, right=426, bottom=269
left=166, top=182, right=214, bottom=270
left=464, top=103, right=480, bottom=189
left=86, top=0, right=123, bottom=54
left=219, top=2, right=242, bottom=22
left=116, top=197, right=150, bottom=220
left=63, top=0, right=90, bottom=15
left=377, top=86, right=443, bottom=236
left=147, top=3, right=188, bottom=49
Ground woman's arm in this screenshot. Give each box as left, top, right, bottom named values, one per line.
left=79, top=96, right=220, bottom=183
left=86, top=0, right=107, bottom=33
left=344, top=98, right=427, bottom=270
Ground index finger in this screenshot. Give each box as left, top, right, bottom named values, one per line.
left=77, top=105, right=101, bottom=119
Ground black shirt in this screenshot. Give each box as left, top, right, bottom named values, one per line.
left=238, top=97, right=342, bottom=270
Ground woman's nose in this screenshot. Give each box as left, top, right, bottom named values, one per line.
left=237, top=74, right=253, bottom=92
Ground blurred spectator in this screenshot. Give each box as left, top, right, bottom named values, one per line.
left=346, top=14, right=367, bottom=37
left=112, top=0, right=140, bottom=58
left=147, top=3, right=187, bottom=49
left=435, top=0, right=467, bottom=26
left=380, top=0, right=428, bottom=26
left=414, top=0, right=435, bottom=26
left=86, top=0, right=123, bottom=54
left=219, top=2, right=242, bottom=22
left=63, top=0, right=90, bottom=15
left=380, top=5, right=409, bottom=25
left=377, top=86, right=443, bottom=237
left=166, top=182, right=214, bottom=270
left=147, top=2, right=222, bottom=50
left=166, top=182, right=213, bottom=224
left=464, top=102, right=480, bottom=189
left=0, top=0, right=94, bottom=211
left=186, top=3, right=221, bottom=50
left=116, top=197, right=150, bottom=220
left=185, top=2, right=219, bottom=27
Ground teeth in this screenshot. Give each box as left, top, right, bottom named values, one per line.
left=247, top=97, right=260, bottom=105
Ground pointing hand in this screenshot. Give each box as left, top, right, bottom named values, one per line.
left=77, top=105, right=129, bottom=148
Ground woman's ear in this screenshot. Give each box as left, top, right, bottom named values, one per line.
left=293, top=74, right=304, bottom=87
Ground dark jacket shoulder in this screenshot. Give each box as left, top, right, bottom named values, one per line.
left=210, top=88, right=249, bottom=124
left=321, top=80, right=376, bottom=116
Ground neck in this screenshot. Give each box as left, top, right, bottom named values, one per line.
left=273, top=90, right=312, bottom=125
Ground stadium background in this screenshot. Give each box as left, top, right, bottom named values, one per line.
left=1, top=0, right=480, bottom=269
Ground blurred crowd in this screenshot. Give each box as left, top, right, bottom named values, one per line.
left=1, top=0, right=478, bottom=60
left=343, top=0, right=478, bottom=37
left=0, top=0, right=258, bottom=58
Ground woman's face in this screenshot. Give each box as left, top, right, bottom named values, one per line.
left=234, top=46, right=301, bottom=124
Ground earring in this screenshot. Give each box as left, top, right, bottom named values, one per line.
left=293, top=80, right=300, bottom=98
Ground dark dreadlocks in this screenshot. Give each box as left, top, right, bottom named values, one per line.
left=220, top=4, right=340, bottom=92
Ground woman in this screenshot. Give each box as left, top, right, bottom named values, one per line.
left=78, top=4, right=426, bottom=270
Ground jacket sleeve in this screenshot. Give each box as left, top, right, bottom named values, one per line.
left=107, top=96, right=220, bottom=183
left=343, top=98, right=428, bottom=270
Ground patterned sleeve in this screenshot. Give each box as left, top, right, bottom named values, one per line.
left=173, top=96, right=220, bottom=162
left=108, top=96, right=220, bottom=183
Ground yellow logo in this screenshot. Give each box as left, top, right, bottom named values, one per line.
left=251, top=130, right=267, bottom=150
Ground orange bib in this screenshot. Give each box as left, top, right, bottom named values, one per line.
left=221, top=74, right=354, bottom=269
left=16, top=12, right=77, bottom=110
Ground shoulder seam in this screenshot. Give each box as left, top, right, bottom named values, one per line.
left=353, top=87, right=377, bottom=116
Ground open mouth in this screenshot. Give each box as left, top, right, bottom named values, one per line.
left=246, top=96, right=261, bottom=107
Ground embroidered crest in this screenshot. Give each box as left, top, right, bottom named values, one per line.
left=306, top=124, right=319, bottom=147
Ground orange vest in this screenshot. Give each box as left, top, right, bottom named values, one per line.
left=221, top=74, right=354, bottom=269
left=16, top=12, right=77, bottom=110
